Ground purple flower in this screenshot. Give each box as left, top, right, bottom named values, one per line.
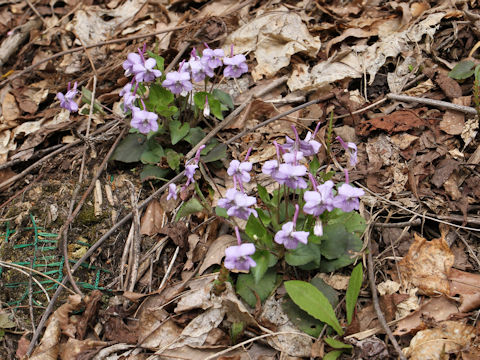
left=120, top=83, right=137, bottom=112
left=56, top=82, right=78, bottom=112
left=189, top=58, right=215, bottom=82
left=133, top=58, right=162, bottom=83
left=282, top=151, right=304, bottom=164
left=218, top=188, right=242, bottom=211
left=202, top=48, right=224, bottom=69
left=162, top=71, right=193, bottom=95
left=123, top=52, right=142, bottom=77
left=185, top=164, right=198, bottom=185
left=274, top=205, right=309, bottom=250
left=332, top=183, right=364, bottom=212
left=262, top=159, right=286, bottom=183
left=283, top=131, right=321, bottom=157
left=227, top=192, right=257, bottom=220
left=167, top=183, right=177, bottom=201
left=336, top=136, right=358, bottom=167
left=227, top=159, right=252, bottom=184
left=274, top=222, right=309, bottom=249
left=223, top=54, right=248, bottom=78
left=303, top=180, right=335, bottom=216
left=130, top=106, right=158, bottom=134
left=277, top=163, right=307, bottom=189
left=224, top=243, right=256, bottom=271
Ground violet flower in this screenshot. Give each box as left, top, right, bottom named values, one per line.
left=223, top=46, right=248, bottom=78
left=262, top=141, right=287, bottom=183
left=282, top=151, right=304, bottom=165
left=227, top=192, right=257, bottom=220
left=122, top=52, right=142, bottom=77
left=224, top=227, right=256, bottom=271
left=336, top=136, right=358, bottom=167
left=332, top=183, right=364, bottom=212
left=133, top=58, right=162, bottom=83
left=227, top=159, right=252, bottom=184
left=202, top=47, right=224, bottom=69
left=183, top=145, right=205, bottom=188
left=189, top=58, right=215, bottom=82
left=218, top=188, right=243, bottom=211
left=274, top=204, right=309, bottom=250
left=130, top=105, right=158, bottom=134
left=303, top=180, right=335, bottom=216
left=283, top=124, right=321, bottom=157
left=167, top=183, right=177, bottom=201
left=277, top=163, right=307, bottom=189
left=162, top=70, right=193, bottom=95
left=57, top=82, right=79, bottom=112
left=120, top=83, right=137, bottom=112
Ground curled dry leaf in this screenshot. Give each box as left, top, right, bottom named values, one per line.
left=198, top=234, right=237, bottom=275
left=398, top=233, right=454, bottom=296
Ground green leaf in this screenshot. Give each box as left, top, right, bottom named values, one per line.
left=245, top=214, right=267, bottom=242
left=257, top=185, right=271, bottom=205
left=140, top=142, right=164, bottom=164
left=193, top=92, right=208, bottom=109
left=202, top=144, right=227, bottom=163
left=146, top=51, right=165, bottom=72
left=110, top=134, right=147, bottom=163
left=309, top=156, right=320, bottom=176
left=327, top=210, right=366, bottom=236
left=157, top=105, right=178, bottom=118
left=140, top=165, right=170, bottom=182
left=165, top=149, right=181, bottom=171
left=256, top=208, right=272, bottom=227
left=236, top=269, right=280, bottom=308
left=324, top=337, right=352, bottom=350
left=208, top=97, right=224, bottom=120
left=80, top=87, right=105, bottom=114
left=251, top=250, right=277, bottom=283
left=175, top=198, right=204, bottom=220
left=285, top=242, right=321, bottom=267
left=284, top=280, right=343, bottom=335
left=346, top=263, right=363, bottom=325
left=323, top=350, right=344, bottom=360
left=310, top=277, right=339, bottom=308
left=318, top=223, right=362, bottom=272
left=282, top=297, right=323, bottom=337
left=184, top=127, right=205, bottom=146
left=212, top=89, right=234, bottom=110
left=215, top=206, right=228, bottom=218
left=448, top=60, right=475, bottom=80
left=169, top=120, right=190, bottom=145
left=147, top=84, right=174, bottom=107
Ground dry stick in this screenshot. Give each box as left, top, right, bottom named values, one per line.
left=373, top=219, right=422, bottom=228
left=25, top=0, right=46, bottom=25
left=0, top=120, right=117, bottom=191
left=127, top=181, right=141, bottom=292
left=26, top=97, right=326, bottom=355
left=184, top=75, right=289, bottom=160
left=367, top=232, right=407, bottom=360
left=0, top=24, right=188, bottom=88
left=0, top=144, right=62, bottom=171
left=387, top=93, right=478, bottom=115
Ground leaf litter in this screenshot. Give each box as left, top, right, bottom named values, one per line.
left=0, top=0, right=480, bottom=359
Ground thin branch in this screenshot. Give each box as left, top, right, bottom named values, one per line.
left=367, top=228, right=407, bottom=360
left=387, top=93, right=477, bottom=115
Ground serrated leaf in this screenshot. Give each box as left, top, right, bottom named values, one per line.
left=147, top=84, right=173, bottom=107
left=140, top=165, right=170, bottom=182
left=324, top=337, right=352, bottom=350
left=236, top=269, right=279, bottom=308
left=169, top=120, right=190, bottom=145
left=110, top=134, right=147, bottom=163
left=448, top=60, right=475, bottom=80
left=327, top=210, right=366, bottom=236
left=284, top=280, right=343, bottom=335
left=193, top=92, right=208, bottom=109
left=175, top=198, right=204, bottom=221
left=140, top=143, right=164, bottom=164
left=165, top=149, right=181, bottom=171
left=346, top=263, right=363, bottom=324
left=212, top=89, right=234, bottom=110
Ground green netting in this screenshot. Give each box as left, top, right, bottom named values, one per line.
left=0, top=214, right=110, bottom=308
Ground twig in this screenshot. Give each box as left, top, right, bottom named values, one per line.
left=120, top=223, right=135, bottom=291
left=0, top=144, right=63, bottom=170
left=355, top=182, right=480, bottom=232
left=28, top=259, right=36, bottom=333
left=127, top=181, right=141, bottom=292
left=158, top=246, right=180, bottom=290
left=0, top=25, right=188, bottom=88
left=387, top=93, right=477, bottom=115
left=25, top=0, right=46, bottom=25
left=367, top=228, right=407, bottom=360
left=0, top=262, right=50, bottom=302
left=373, top=219, right=422, bottom=228
left=0, top=120, right=118, bottom=191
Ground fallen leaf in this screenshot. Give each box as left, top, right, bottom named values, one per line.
left=198, top=234, right=237, bottom=275
left=140, top=199, right=164, bottom=236
left=398, top=233, right=454, bottom=295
